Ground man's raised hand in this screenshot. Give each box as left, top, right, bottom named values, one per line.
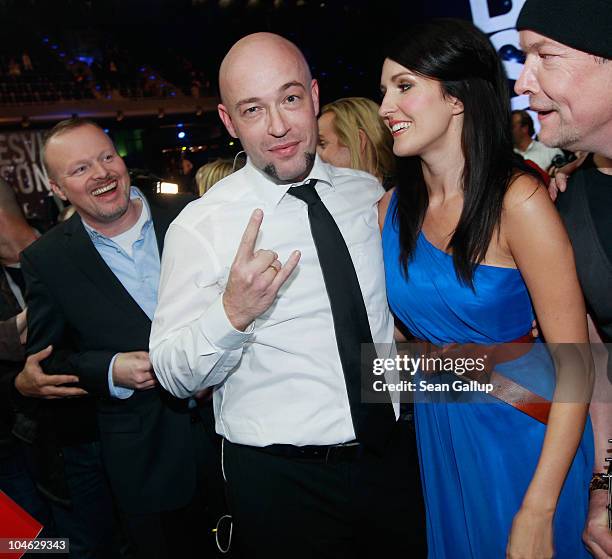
left=223, top=209, right=301, bottom=331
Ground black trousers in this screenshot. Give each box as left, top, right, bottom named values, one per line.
left=222, top=419, right=427, bottom=559
left=4, top=439, right=122, bottom=559
left=121, top=404, right=229, bottom=559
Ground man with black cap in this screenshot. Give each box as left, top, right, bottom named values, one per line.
left=516, top=1, right=612, bottom=557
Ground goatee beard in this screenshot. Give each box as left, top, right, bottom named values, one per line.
left=263, top=151, right=316, bottom=184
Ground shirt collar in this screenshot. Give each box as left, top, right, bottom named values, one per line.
left=83, top=186, right=151, bottom=241
left=242, top=154, right=334, bottom=208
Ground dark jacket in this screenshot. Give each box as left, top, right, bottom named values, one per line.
left=20, top=193, right=199, bottom=514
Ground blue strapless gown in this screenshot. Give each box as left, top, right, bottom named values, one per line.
left=382, top=192, right=593, bottom=558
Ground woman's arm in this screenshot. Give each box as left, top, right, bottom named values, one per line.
left=502, top=175, right=591, bottom=557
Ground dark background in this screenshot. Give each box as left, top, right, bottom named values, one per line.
left=0, top=0, right=519, bottom=214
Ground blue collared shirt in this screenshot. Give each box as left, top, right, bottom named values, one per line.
left=83, top=187, right=160, bottom=398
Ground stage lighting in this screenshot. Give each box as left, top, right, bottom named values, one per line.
left=156, top=182, right=179, bottom=194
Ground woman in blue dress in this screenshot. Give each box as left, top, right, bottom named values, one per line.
left=377, top=19, right=593, bottom=558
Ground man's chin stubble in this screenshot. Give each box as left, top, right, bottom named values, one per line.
left=96, top=193, right=131, bottom=223
left=97, top=206, right=129, bottom=222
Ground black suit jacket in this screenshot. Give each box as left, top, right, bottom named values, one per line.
left=21, top=193, right=199, bottom=514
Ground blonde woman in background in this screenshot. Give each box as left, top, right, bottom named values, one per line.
left=195, top=158, right=241, bottom=195
left=317, top=96, right=395, bottom=188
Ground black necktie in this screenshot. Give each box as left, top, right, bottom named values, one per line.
left=288, top=179, right=395, bottom=453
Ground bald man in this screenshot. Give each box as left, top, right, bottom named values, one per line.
left=151, top=33, right=426, bottom=557
left=516, top=1, right=612, bottom=556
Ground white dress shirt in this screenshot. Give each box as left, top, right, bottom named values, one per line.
left=150, top=155, right=394, bottom=447
left=514, top=140, right=564, bottom=171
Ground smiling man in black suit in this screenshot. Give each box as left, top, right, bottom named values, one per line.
left=19, top=118, right=223, bottom=559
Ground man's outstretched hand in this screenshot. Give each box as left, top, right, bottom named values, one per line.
left=15, top=345, right=88, bottom=399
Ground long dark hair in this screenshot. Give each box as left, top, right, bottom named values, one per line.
left=387, top=18, right=535, bottom=287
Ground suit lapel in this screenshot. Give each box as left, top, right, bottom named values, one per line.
left=63, top=214, right=151, bottom=324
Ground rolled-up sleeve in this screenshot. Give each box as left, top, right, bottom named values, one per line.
left=150, top=222, right=252, bottom=398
